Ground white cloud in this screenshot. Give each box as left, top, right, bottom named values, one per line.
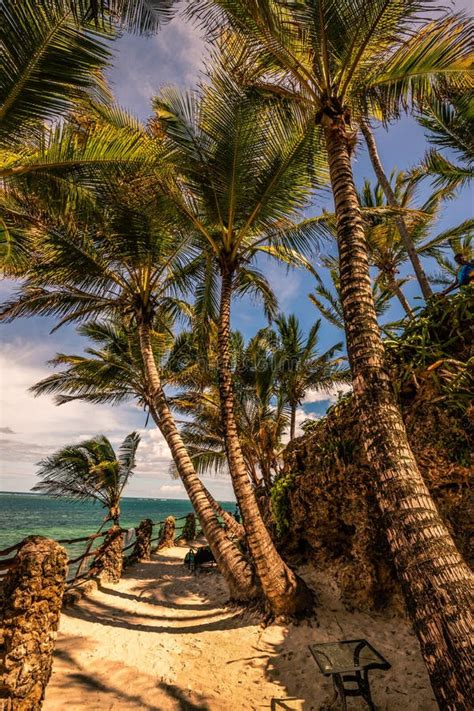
left=0, top=338, right=238, bottom=499
left=265, top=262, right=302, bottom=308
left=0, top=340, right=172, bottom=494
left=0, top=341, right=125, bottom=444
left=109, top=8, right=208, bottom=119
left=302, top=382, right=352, bottom=405
left=280, top=408, right=318, bottom=445
left=159, top=483, right=184, bottom=494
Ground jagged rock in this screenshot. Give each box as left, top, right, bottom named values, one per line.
left=0, top=536, right=67, bottom=709
left=130, top=519, right=153, bottom=562
left=157, top=516, right=176, bottom=549
left=179, top=513, right=196, bottom=543
left=279, top=390, right=472, bottom=613
left=89, top=526, right=123, bottom=584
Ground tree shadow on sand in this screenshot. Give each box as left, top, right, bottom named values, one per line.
left=46, top=634, right=211, bottom=710
left=62, top=551, right=256, bottom=635
left=101, top=553, right=231, bottom=611
left=62, top=595, right=249, bottom=635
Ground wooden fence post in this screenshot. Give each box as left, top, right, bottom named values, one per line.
left=0, top=536, right=67, bottom=709
left=130, top=519, right=153, bottom=562
left=180, top=513, right=196, bottom=542
left=157, top=516, right=175, bottom=549
left=89, top=526, right=123, bottom=583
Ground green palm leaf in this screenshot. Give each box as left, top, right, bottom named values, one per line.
left=1, top=1, right=111, bottom=146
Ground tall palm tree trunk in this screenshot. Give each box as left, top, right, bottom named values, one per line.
left=203, top=489, right=246, bottom=540
left=324, top=120, right=473, bottom=709
left=361, top=120, right=432, bottom=301
left=217, top=269, right=313, bottom=615
left=137, top=321, right=258, bottom=602
left=387, top=275, right=414, bottom=318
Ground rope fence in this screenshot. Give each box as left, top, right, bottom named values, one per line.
left=0, top=509, right=218, bottom=710
left=0, top=514, right=195, bottom=585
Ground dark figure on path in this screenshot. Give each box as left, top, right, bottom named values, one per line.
left=233, top=506, right=241, bottom=524
left=441, top=253, right=474, bottom=295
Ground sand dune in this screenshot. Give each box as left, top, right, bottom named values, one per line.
left=44, top=546, right=436, bottom=710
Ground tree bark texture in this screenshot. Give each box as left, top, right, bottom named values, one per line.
left=290, top=405, right=296, bottom=441
left=361, top=120, right=432, bottom=300
left=90, top=526, right=123, bottom=584
left=388, top=275, right=414, bottom=318
left=138, top=322, right=258, bottom=601
left=131, top=519, right=153, bottom=562
left=205, top=490, right=246, bottom=540
left=157, top=516, right=176, bottom=549
left=179, top=513, right=196, bottom=542
left=324, top=121, right=473, bottom=710
left=0, top=536, right=67, bottom=710
left=218, top=269, right=313, bottom=616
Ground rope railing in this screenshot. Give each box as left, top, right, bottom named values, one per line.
left=0, top=556, right=17, bottom=571
left=0, top=541, right=22, bottom=557
left=0, top=512, right=202, bottom=586
left=56, top=531, right=109, bottom=545
left=0, top=514, right=195, bottom=562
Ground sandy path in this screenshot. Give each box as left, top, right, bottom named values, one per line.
left=44, top=546, right=436, bottom=710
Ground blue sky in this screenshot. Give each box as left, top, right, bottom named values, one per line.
left=0, top=1, right=472, bottom=498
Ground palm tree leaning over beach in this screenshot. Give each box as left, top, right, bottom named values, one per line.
left=1, top=194, right=258, bottom=602
left=153, top=63, right=329, bottom=615
left=188, top=0, right=474, bottom=703
left=169, top=328, right=289, bottom=494
left=31, top=319, right=246, bottom=541
left=35, top=432, right=140, bottom=526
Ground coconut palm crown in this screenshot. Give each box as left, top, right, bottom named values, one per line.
left=34, top=432, right=140, bottom=524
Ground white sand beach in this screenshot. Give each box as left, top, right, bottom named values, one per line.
left=44, top=546, right=437, bottom=710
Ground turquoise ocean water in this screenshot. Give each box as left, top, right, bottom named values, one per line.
left=0, top=492, right=235, bottom=572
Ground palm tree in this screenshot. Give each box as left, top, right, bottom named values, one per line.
left=170, top=329, right=289, bottom=492
left=1, top=0, right=173, bottom=147
left=153, top=66, right=324, bottom=614
left=1, top=1, right=171, bottom=271
left=1, top=196, right=258, bottom=601
left=34, top=432, right=140, bottom=525
left=309, top=255, right=393, bottom=330
left=359, top=176, right=433, bottom=317
left=54, top=0, right=177, bottom=29
left=272, top=314, right=346, bottom=440
left=189, top=1, right=474, bottom=701
left=360, top=120, right=433, bottom=299
left=31, top=318, right=246, bottom=540
left=362, top=89, right=473, bottom=298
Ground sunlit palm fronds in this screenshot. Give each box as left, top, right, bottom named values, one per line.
left=34, top=432, right=140, bottom=522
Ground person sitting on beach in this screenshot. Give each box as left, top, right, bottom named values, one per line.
left=441, top=253, right=474, bottom=296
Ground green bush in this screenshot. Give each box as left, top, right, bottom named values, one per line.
left=271, top=470, right=296, bottom=537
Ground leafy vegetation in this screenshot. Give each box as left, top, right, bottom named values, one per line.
left=270, top=470, right=296, bottom=538
left=34, top=432, right=140, bottom=524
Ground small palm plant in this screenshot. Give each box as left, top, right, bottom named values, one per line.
left=309, top=254, right=392, bottom=329
left=272, top=313, right=347, bottom=440
left=34, top=432, right=140, bottom=525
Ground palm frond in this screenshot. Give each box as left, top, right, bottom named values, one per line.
left=0, top=1, right=111, bottom=146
